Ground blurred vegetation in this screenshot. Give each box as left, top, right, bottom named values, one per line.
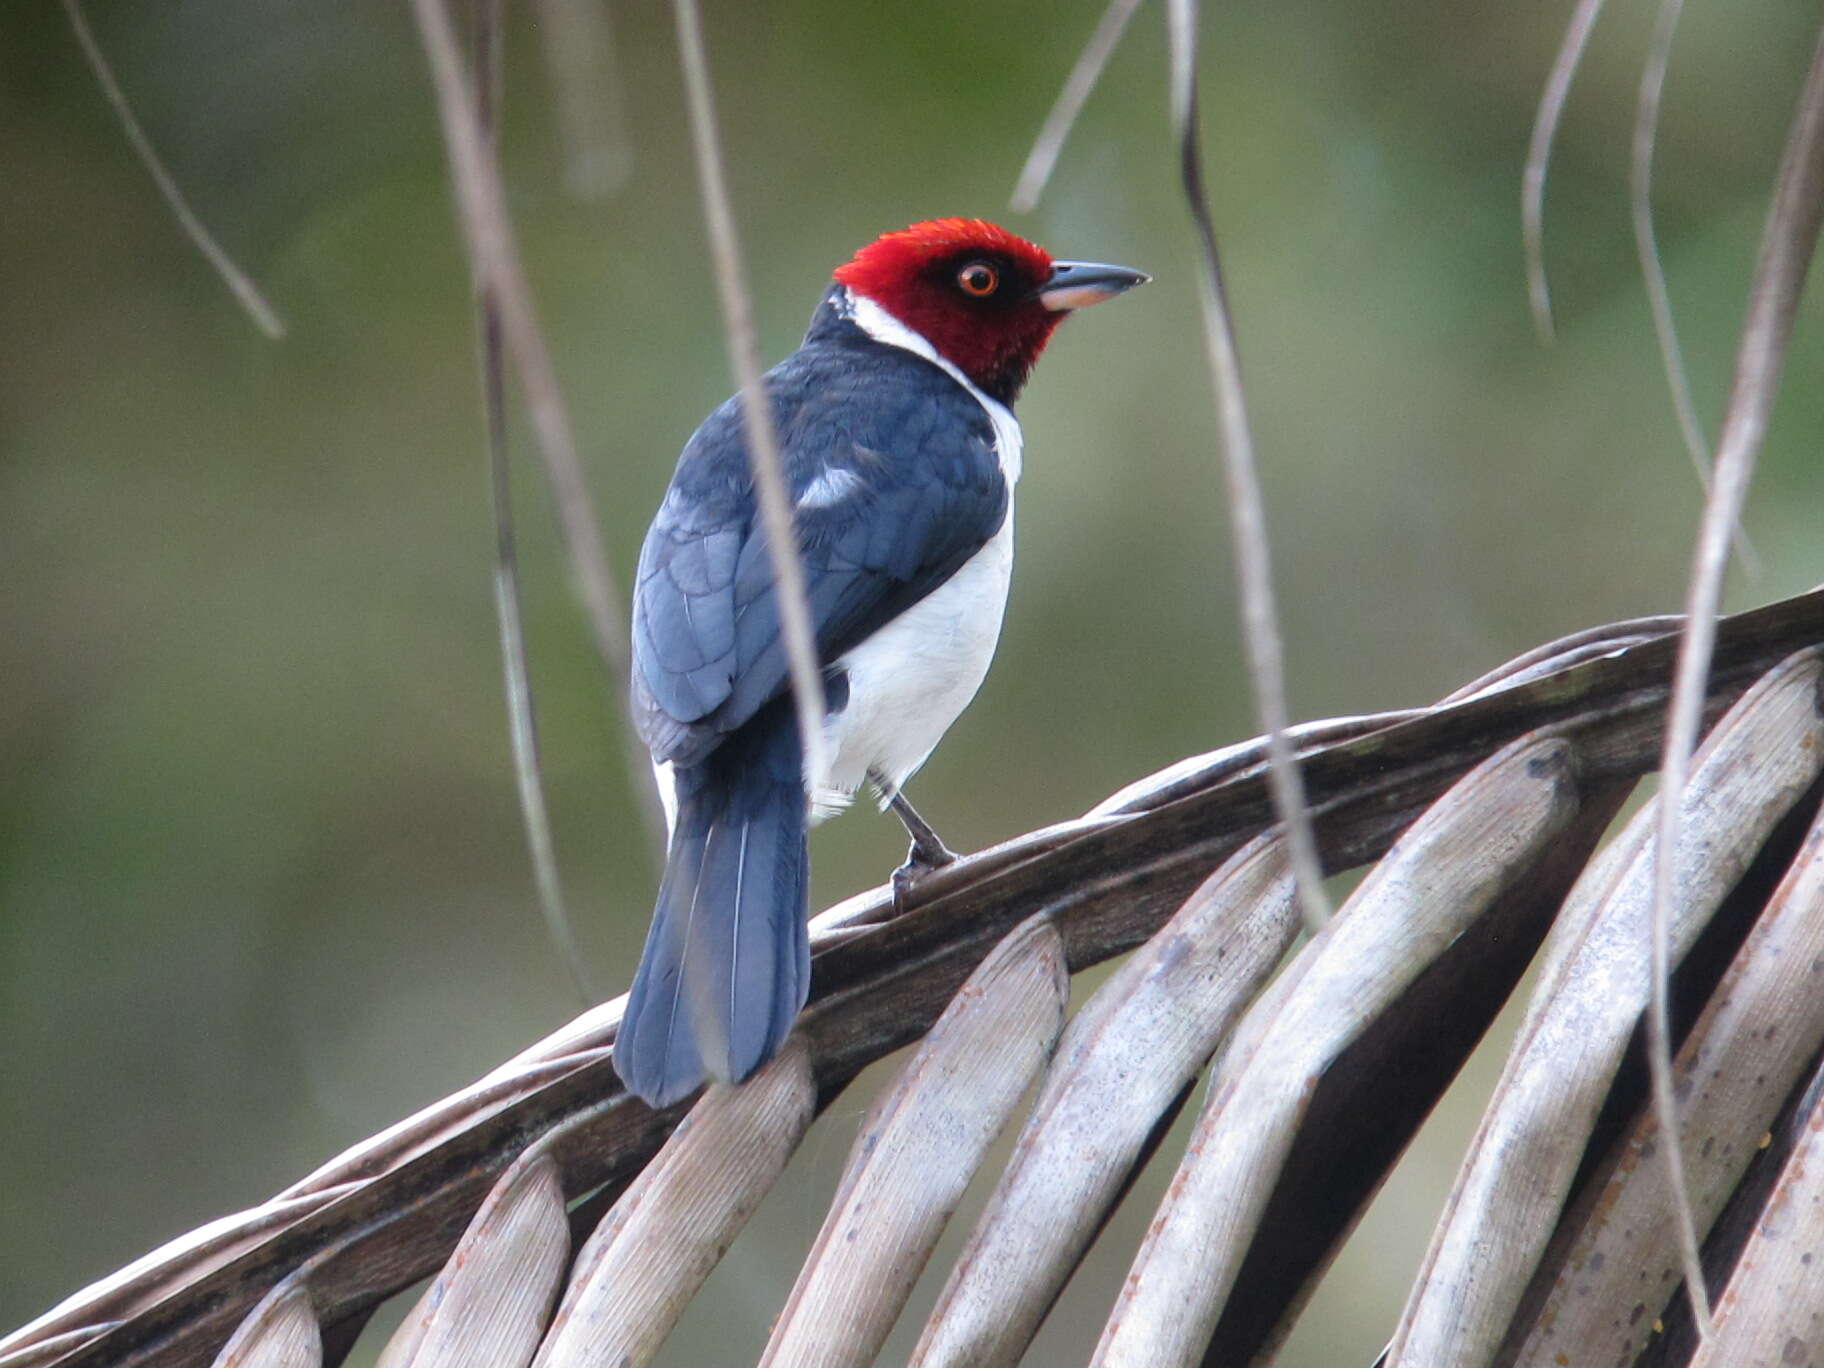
left=1, top=1, right=1820, bottom=1362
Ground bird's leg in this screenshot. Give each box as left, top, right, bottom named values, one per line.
left=889, top=789, right=958, bottom=871
left=871, top=769, right=959, bottom=915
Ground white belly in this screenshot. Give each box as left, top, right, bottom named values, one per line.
left=811, top=509, right=1014, bottom=819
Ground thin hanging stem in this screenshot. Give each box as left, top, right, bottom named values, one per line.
left=530, top=0, right=634, bottom=198
left=1633, top=0, right=1707, bottom=487
left=670, top=0, right=830, bottom=792
left=1523, top=0, right=1606, bottom=345
left=59, top=0, right=285, bottom=339
left=1166, top=0, right=1329, bottom=934
left=1011, top=0, right=1148, bottom=213
left=471, top=1, right=595, bottom=1003
left=407, top=0, right=667, bottom=866
left=1631, top=0, right=1757, bottom=574
left=1648, top=21, right=1824, bottom=1343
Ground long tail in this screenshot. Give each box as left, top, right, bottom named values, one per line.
left=614, top=704, right=811, bottom=1108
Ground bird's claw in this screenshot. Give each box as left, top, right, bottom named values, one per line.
left=873, top=770, right=960, bottom=917
left=890, top=835, right=958, bottom=917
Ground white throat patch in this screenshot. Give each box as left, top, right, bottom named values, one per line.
left=841, top=289, right=1023, bottom=483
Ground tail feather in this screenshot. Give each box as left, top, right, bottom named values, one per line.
left=615, top=706, right=811, bottom=1107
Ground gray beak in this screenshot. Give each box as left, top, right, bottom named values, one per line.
left=1036, top=259, right=1151, bottom=311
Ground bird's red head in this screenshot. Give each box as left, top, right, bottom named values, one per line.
left=834, top=219, right=1147, bottom=404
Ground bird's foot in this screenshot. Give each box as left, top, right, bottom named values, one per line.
left=890, top=834, right=958, bottom=917
left=871, top=770, right=963, bottom=916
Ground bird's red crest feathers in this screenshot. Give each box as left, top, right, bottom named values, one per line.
left=833, top=219, right=1061, bottom=403
left=834, top=219, right=1054, bottom=299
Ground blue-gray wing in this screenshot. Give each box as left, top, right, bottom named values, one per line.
left=631, top=343, right=1010, bottom=768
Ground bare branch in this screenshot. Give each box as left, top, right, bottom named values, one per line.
left=14, top=589, right=1824, bottom=1368
left=1166, top=0, right=1330, bottom=933
left=670, top=0, right=830, bottom=793
left=1648, top=20, right=1824, bottom=1344
left=1523, top=0, right=1605, bottom=344
left=58, top=0, right=285, bottom=340
left=1010, top=0, right=1147, bottom=213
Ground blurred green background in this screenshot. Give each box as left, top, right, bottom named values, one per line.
left=3, top=0, right=1821, bottom=1362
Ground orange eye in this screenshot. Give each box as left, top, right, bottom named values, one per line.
left=957, top=262, right=998, bottom=296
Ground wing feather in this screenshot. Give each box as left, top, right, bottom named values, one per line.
left=631, top=339, right=1009, bottom=768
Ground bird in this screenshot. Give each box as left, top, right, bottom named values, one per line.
left=614, top=218, right=1148, bottom=1107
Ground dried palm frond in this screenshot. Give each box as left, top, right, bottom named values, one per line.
left=5, top=590, right=1824, bottom=1368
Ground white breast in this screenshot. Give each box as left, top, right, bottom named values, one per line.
left=813, top=512, right=1014, bottom=816
left=808, top=290, right=1023, bottom=817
